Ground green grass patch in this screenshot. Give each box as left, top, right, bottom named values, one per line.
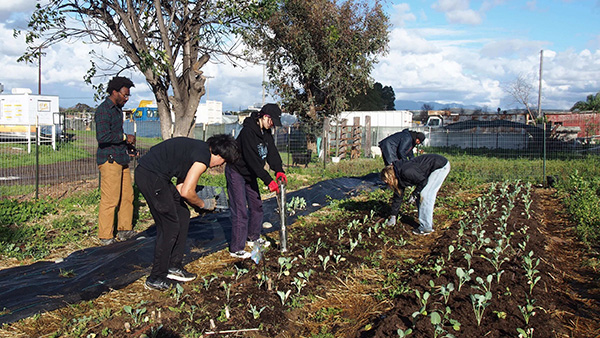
left=0, top=190, right=100, bottom=261
left=0, top=142, right=92, bottom=169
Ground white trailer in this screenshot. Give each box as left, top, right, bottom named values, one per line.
left=0, top=88, right=61, bottom=152
left=338, top=110, right=413, bottom=128
left=336, top=110, right=415, bottom=157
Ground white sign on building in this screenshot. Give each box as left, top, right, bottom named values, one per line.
left=195, top=100, right=223, bottom=124
left=0, top=88, right=59, bottom=125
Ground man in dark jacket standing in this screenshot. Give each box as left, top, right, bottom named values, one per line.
left=94, top=76, right=137, bottom=245
left=378, top=129, right=425, bottom=226
left=135, top=134, right=240, bottom=291
left=226, top=103, right=287, bottom=259
left=380, top=154, right=450, bottom=235
left=378, top=129, right=425, bottom=165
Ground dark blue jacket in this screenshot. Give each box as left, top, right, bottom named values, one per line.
left=378, top=129, right=416, bottom=165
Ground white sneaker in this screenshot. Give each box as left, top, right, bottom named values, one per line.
left=247, top=238, right=271, bottom=248
left=230, top=250, right=251, bottom=259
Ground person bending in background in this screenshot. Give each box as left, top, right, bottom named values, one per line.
left=95, top=76, right=137, bottom=245
left=378, top=129, right=426, bottom=226
left=380, top=154, right=450, bottom=235
left=135, top=134, right=240, bottom=291
left=226, top=103, right=287, bottom=259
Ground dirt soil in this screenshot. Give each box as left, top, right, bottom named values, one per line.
left=2, top=183, right=600, bottom=338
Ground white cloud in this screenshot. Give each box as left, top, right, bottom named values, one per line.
left=0, top=0, right=39, bottom=12
left=390, top=3, right=417, bottom=27
left=480, top=39, right=548, bottom=58
left=526, top=1, right=538, bottom=11
left=432, top=0, right=483, bottom=25
left=444, top=9, right=482, bottom=25
left=389, top=28, right=441, bottom=54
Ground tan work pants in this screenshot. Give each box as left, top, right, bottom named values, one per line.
left=98, top=161, right=134, bottom=239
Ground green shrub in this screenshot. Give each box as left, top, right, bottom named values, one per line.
left=558, top=171, right=600, bottom=246
left=0, top=198, right=57, bottom=226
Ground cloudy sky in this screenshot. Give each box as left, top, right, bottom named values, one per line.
left=1, top=0, right=599, bottom=112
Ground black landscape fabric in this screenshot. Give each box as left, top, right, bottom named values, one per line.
left=0, top=173, right=383, bottom=324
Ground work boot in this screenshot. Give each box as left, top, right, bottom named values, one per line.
left=99, top=238, right=117, bottom=246
left=117, top=230, right=137, bottom=241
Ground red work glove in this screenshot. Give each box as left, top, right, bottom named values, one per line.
left=268, top=180, right=280, bottom=193
left=276, top=172, right=287, bottom=184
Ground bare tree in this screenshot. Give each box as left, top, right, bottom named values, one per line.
left=418, top=103, right=433, bottom=123
left=16, top=1, right=275, bottom=139
left=504, top=74, right=537, bottom=123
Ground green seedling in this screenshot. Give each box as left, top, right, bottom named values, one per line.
left=123, top=304, right=147, bottom=326
left=412, top=289, right=430, bottom=318
left=483, top=246, right=509, bottom=282
left=277, top=256, right=297, bottom=278
left=349, top=238, right=359, bottom=252
left=523, top=250, right=541, bottom=294
left=277, top=289, right=292, bottom=306
left=202, top=274, right=218, bottom=290
left=432, top=257, right=446, bottom=278
left=456, top=267, right=474, bottom=291
left=518, top=298, right=537, bottom=325
left=447, top=245, right=455, bottom=261
left=318, top=254, right=331, bottom=271
left=170, top=283, right=185, bottom=303
left=333, top=253, right=346, bottom=264
left=337, top=228, right=345, bottom=240
left=429, top=311, right=446, bottom=338
left=221, top=281, right=232, bottom=303
left=464, top=253, right=472, bottom=270
left=474, top=274, right=493, bottom=294
left=297, top=269, right=314, bottom=282
left=516, top=327, right=535, bottom=338
left=438, top=282, right=455, bottom=305
left=256, top=272, right=270, bottom=289
left=494, top=310, right=507, bottom=319
left=235, top=265, right=249, bottom=281
left=292, top=277, right=307, bottom=294
left=303, top=245, right=314, bottom=259
left=470, top=291, right=492, bottom=326
left=397, top=328, right=413, bottom=337
left=315, top=238, right=324, bottom=253
left=248, top=304, right=267, bottom=319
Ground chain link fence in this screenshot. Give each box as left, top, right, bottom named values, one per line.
left=1, top=115, right=598, bottom=199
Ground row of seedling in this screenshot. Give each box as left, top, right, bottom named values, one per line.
left=400, top=180, right=542, bottom=337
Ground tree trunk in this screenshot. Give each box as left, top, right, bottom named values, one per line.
left=155, top=89, right=173, bottom=139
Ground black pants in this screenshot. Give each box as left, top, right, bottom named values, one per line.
left=135, top=166, right=190, bottom=280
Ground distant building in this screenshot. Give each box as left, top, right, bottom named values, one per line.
left=545, top=111, right=600, bottom=139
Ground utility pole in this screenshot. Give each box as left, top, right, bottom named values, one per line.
left=38, top=47, right=42, bottom=94
left=538, top=50, right=546, bottom=185
left=262, top=64, right=266, bottom=106
left=204, top=76, right=214, bottom=101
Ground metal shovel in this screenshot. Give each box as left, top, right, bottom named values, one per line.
left=276, top=178, right=288, bottom=253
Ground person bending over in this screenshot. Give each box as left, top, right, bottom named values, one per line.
left=380, top=154, right=450, bottom=235
left=135, top=134, right=240, bottom=291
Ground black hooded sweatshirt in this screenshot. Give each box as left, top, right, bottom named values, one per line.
left=228, top=115, right=284, bottom=185
left=391, top=154, right=448, bottom=194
